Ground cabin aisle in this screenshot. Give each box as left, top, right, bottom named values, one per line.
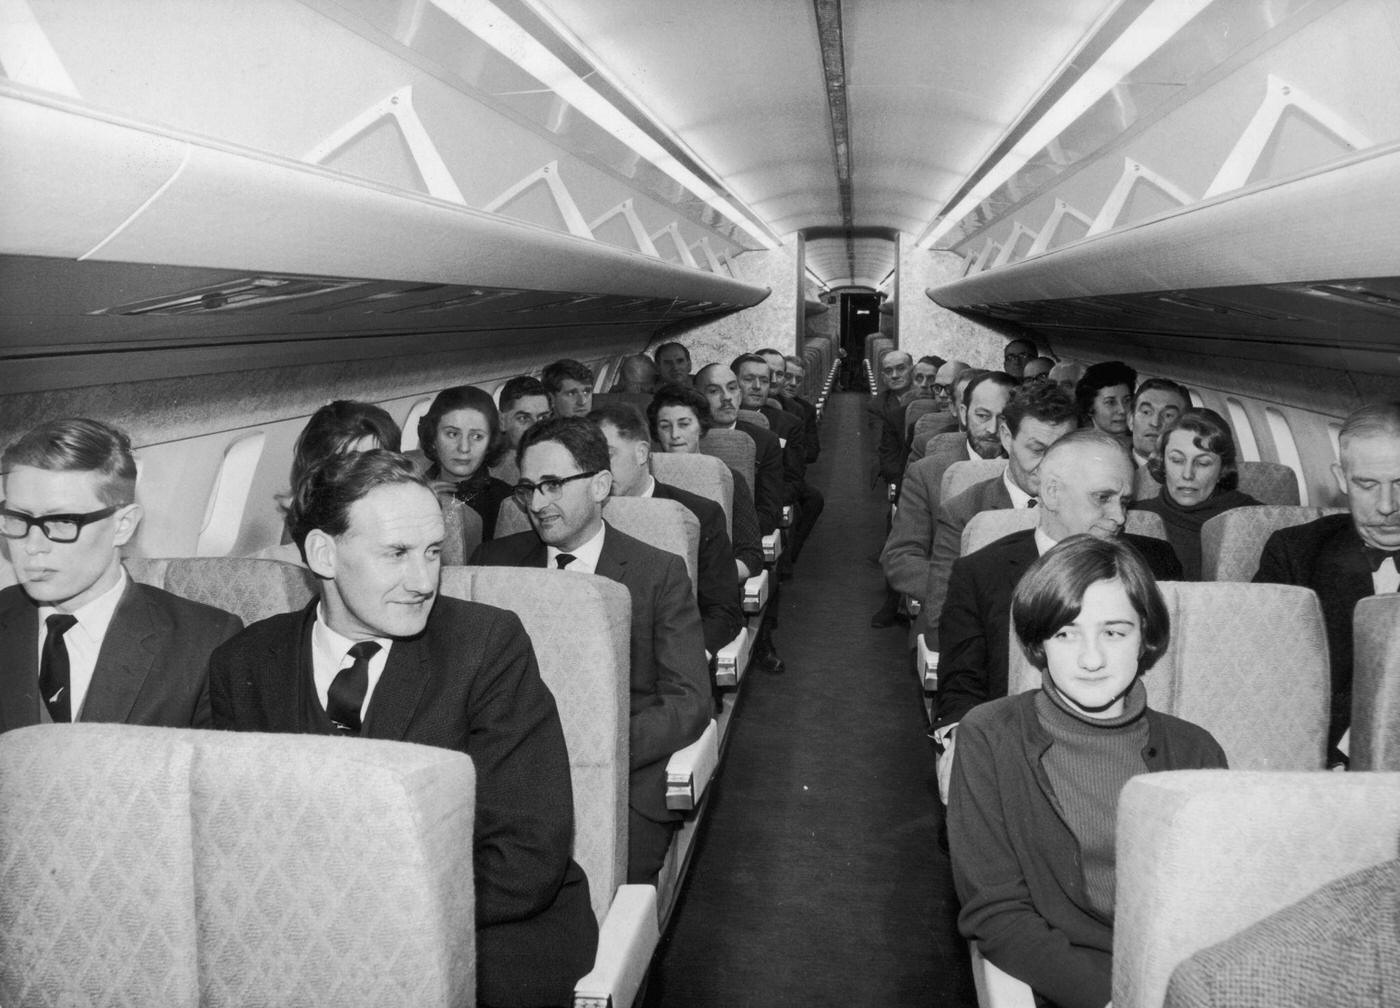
left=641, top=392, right=977, bottom=1007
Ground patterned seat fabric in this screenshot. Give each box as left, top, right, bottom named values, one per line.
left=1009, top=582, right=1330, bottom=770
left=162, top=557, right=316, bottom=625
left=0, top=723, right=476, bottom=1008
left=652, top=453, right=735, bottom=536
left=941, top=459, right=1007, bottom=503
left=1135, top=460, right=1302, bottom=506
left=1114, top=770, right=1400, bottom=1008
left=1351, top=593, right=1400, bottom=771
left=439, top=567, right=630, bottom=926
left=960, top=509, right=1168, bottom=556
left=1199, top=505, right=1348, bottom=582
left=699, top=429, right=757, bottom=503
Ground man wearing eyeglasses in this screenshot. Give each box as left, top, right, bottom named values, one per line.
left=470, top=417, right=710, bottom=885
left=0, top=418, right=242, bottom=733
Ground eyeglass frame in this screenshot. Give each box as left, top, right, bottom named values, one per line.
left=511, top=470, right=602, bottom=507
left=0, top=503, right=121, bottom=543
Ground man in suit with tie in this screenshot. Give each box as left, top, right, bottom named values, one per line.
left=1254, top=400, right=1400, bottom=765
left=921, top=381, right=1079, bottom=648
left=742, top=351, right=825, bottom=565
left=695, top=362, right=784, bottom=534
left=470, top=417, right=711, bottom=883
left=782, top=354, right=822, bottom=464
left=210, top=450, right=597, bottom=1008
left=932, top=430, right=1183, bottom=800
left=1, top=418, right=242, bottom=734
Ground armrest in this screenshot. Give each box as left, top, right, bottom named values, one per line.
left=742, top=569, right=770, bottom=615
left=665, top=719, right=720, bottom=811
left=779, top=504, right=794, bottom=528
left=715, top=626, right=750, bottom=688
left=969, top=942, right=1037, bottom=1008
left=918, top=635, right=938, bottom=692
left=573, top=884, right=660, bottom=1008
left=761, top=531, right=782, bottom=565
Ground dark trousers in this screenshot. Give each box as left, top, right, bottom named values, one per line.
left=628, top=808, right=678, bottom=884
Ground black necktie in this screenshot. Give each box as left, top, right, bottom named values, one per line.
left=327, top=641, right=380, bottom=734
left=40, top=614, right=78, bottom=723
left=1363, top=546, right=1400, bottom=572
left=555, top=553, right=577, bottom=570
left=1026, top=498, right=1038, bottom=509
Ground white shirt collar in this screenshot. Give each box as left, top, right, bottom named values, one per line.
left=310, top=603, right=393, bottom=724
left=548, top=521, right=607, bottom=575
left=1033, top=526, right=1059, bottom=556
left=637, top=474, right=657, bottom=499
left=1003, top=469, right=1035, bottom=509
left=37, top=566, right=129, bottom=719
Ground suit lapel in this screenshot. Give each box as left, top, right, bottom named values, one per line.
left=82, top=581, right=161, bottom=724
left=0, top=592, right=40, bottom=732
left=364, top=632, right=433, bottom=742
left=255, top=603, right=317, bottom=733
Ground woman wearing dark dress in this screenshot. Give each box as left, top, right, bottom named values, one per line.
left=1129, top=408, right=1260, bottom=580
left=417, top=385, right=515, bottom=541
left=948, top=535, right=1227, bottom=1008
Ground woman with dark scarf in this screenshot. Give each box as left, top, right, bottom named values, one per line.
left=1130, top=408, right=1261, bottom=580
left=948, top=535, right=1226, bottom=1008
left=417, top=385, right=514, bottom=541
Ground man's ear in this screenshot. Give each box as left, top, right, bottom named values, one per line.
left=998, top=419, right=1014, bottom=456
left=111, top=503, right=143, bottom=547
left=303, top=529, right=337, bottom=580
left=632, top=439, right=650, bottom=467
left=590, top=469, right=613, bottom=503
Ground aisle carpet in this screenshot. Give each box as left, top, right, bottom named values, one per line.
left=641, top=391, right=977, bottom=1007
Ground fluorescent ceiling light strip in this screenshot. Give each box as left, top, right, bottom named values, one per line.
left=435, top=0, right=780, bottom=250
left=918, top=0, right=1214, bottom=250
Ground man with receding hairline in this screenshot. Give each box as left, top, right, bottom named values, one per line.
left=1, top=417, right=242, bottom=733
left=653, top=341, right=692, bottom=387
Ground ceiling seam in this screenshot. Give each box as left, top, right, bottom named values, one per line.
left=812, top=0, right=855, bottom=285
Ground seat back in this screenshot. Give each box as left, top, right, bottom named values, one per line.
left=941, top=459, right=1007, bottom=503
left=700, top=429, right=756, bottom=499
left=441, top=498, right=485, bottom=560
left=1114, top=770, right=1400, bottom=1008
left=591, top=391, right=652, bottom=412
left=1009, top=582, right=1329, bottom=770
left=0, top=723, right=476, bottom=1007
left=903, top=399, right=941, bottom=434
left=652, top=453, right=736, bottom=536
left=439, top=568, right=630, bottom=926
left=960, top=510, right=1168, bottom=556
left=1199, top=505, right=1348, bottom=582
left=1134, top=461, right=1302, bottom=506
left=1351, top=592, right=1400, bottom=771
left=737, top=408, right=768, bottom=430
left=494, top=498, right=699, bottom=593
left=122, top=556, right=316, bottom=625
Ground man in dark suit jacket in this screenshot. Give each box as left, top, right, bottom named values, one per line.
left=210, top=450, right=596, bottom=1008
left=921, top=382, right=1078, bottom=645
left=932, top=431, right=1182, bottom=799
left=696, top=362, right=784, bottom=533
left=589, top=402, right=743, bottom=657
left=781, top=354, right=821, bottom=463
left=743, top=351, right=826, bottom=564
left=1, top=418, right=241, bottom=733
left=1253, top=401, right=1400, bottom=762
left=870, top=349, right=913, bottom=487
left=470, top=418, right=711, bottom=884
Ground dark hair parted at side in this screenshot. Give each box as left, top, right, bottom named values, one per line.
left=647, top=383, right=714, bottom=438
left=588, top=402, right=650, bottom=443
left=1075, top=361, right=1139, bottom=419
left=1133, top=377, right=1191, bottom=407
left=417, top=385, right=509, bottom=470
left=1000, top=380, right=1077, bottom=437
left=287, top=449, right=431, bottom=551
left=2, top=418, right=137, bottom=507
left=961, top=370, right=1018, bottom=408
left=498, top=375, right=550, bottom=412
left=291, top=401, right=401, bottom=491
left=1146, top=407, right=1240, bottom=491
left=729, top=352, right=768, bottom=374
left=1012, top=534, right=1170, bottom=674
left=516, top=416, right=611, bottom=473
left=541, top=359, right=595, bottom=394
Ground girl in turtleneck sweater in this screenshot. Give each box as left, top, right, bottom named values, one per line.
left=1130, top=408, right=1260, bottom=580
left=948, top=535, right=1227, bottom=1008
left=418, top=385, right=515, bottom=542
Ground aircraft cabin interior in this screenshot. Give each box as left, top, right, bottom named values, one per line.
left=2, top=1, right=1398, bottom=1006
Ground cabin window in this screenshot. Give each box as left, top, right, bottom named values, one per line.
left=1187, top=388, right=1204, bottom=408
left=1261, top=407, right=1307, bottom=505
left=195, top=432, right=266, bottom=557
left=401, top=398, right=434, bottom=452
left=1327, top=421, right=1343, bottom=464
left=1224, top=398, right=1261, bottom=462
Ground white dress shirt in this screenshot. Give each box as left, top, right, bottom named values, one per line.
left=310, top=605, right=393, bottom=722
left=547, top=522, right=607, bottom=575
left=1003, top=469, right=1036, bottom=509
left=36, top=567, right=129, bottom=719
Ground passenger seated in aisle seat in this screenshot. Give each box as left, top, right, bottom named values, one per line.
left=417, top=386, right=514, bottom=541
left=782, top=354, right=822, bottom=463
left=1253, top=400, right=1400, bottom=767
left=745, top=350, right=825, bottom=566
left=0, top=418, right=243, bottom=732
left=870, top=348, right=914, bottom=490
left=695, top=362, right=784, bottom=535
left=921, top=382, right=1078, bottom=650
left=932, top=430, right=1182, bottom=801
left=542, top=358, right=596, bottom=418
left=612, top=353, right=659, bottom=395
left=1022, top=356, right=1055, bottom=383
left=1049, top=360, right=1087, bottom=399
left=1076, top=361, right=1137, bottom=446
left=589, top=402, right=743, bottom=659
left=1128, top=409, right=1261, bottom=580
left=653, top=340, right=693, bottom=387
left=880, top=372, right=1018, bottom=628
left=906, top=362, right=974, bottom=463
left=493, top=375, right=553, bottom=486
left=210, top=451, right=596, bottom=1008
left=469, top=418, right=710, bottom=884
left=949, top=535, right=1226, bottom=1008
left=649, top=384, right=765, bottom=582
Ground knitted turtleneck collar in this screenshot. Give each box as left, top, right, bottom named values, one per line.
left=1039, top=668, right=1147, bottom=729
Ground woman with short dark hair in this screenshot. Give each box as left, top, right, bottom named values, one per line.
left=1130, top=407, right=1260, bottom=579
left=417, top=385, right=514, bottom=540
left=948, top=535, right=1227, bottom=1008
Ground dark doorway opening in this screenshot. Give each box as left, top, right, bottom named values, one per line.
left=839, top=292, right=883, bottom=390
